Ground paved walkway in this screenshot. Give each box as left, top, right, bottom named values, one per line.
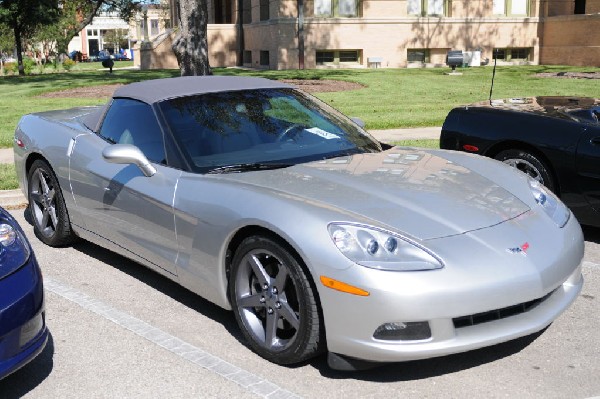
left=0, top=147, right=12, bottom=164
left=0, top=127, right=441, bottom=208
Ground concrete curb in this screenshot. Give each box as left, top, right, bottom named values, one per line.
left=0, top=127, right=442, bottom=209
left=0, top=189, right=27, bottom=209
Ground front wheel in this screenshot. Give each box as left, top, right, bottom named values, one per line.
left=229, top=236, right=322, bottom=365
left=494, top=149, right=556, bottom=192
left=27, top=159, right=76, bottom=246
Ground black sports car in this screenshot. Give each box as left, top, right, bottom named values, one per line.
left=441, top=96, right=600, bottom=227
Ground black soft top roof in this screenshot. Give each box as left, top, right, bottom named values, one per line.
left=112, top=76, right=292, bottom=104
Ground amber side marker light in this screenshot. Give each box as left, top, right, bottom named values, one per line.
left=320, top=276, right=370, bottom=296
left=462, top=144, right=479, bottom=152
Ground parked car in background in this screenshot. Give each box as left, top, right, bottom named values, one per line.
left=441, top=96, right=600, bottom=227
left=68, top=50, right=83, bottom=62
left=113, top=53, right=130, bottom=61
left=0, top=207, right=48, bottom=380
left=14, top=77, right=584, bottom=370
left=97, top=50, right=113, bottom=61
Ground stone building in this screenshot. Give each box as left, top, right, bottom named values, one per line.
left=146, top=0, right=600, bottom=70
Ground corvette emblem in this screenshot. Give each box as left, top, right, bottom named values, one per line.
left=507, top=242, right=530, bottom=255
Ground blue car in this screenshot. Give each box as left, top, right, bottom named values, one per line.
left=0, top=207, right=48, bottom=380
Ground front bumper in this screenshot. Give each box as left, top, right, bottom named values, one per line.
left=317, top=211, right=584, bottom=363
left=0, top=254, right=48, bottom=380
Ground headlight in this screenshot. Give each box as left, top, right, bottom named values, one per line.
left=528, top=179, right=570, bottom=228
left=328, top=223, right=444, bottom=271
left=0, top=216, right=32, bottom=279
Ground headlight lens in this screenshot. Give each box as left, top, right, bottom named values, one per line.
left=528, top=179, right=570, bottom=227
left=0, top=216, right=32, bottom=279
left=0, top=223, right=17, bottom=246
left=328, top=223, right=444, bottom=271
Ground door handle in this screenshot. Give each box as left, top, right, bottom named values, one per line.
left=591, top=137, right=600, bottom=145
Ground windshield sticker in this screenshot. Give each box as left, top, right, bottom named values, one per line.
left=306, top=127, right=340, bottom=140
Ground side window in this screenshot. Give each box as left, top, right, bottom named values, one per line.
left=99, top=98, right=166, bottom=164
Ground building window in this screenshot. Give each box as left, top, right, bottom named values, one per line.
left=242, top=0, right=252, bottom=23
left=407, top=49, right=430, bottom=63
left=215, top=0, right=233, bottom=23
left=493, top=47, right=530, bottom=61
left=260, top=0, right=270, bottom=20
left=315, top=0, right=360, bottom=17
left=510, top=48, right=529, bottom=60
left=493, top=48, right=506, bottom=59
left=316, top=50, right=361, bottom=65
left=493, top=0, right=529, bottom=16
left=243, top=50, right=252, bottom=64
left=150, top=19, right=159, bottom=36
left=407, top=0, right=448, bottom=16
left=260, top=50, right=269, bottom=66
left=574, top=0, right=586, bottom=14
left=339, top=50, right=359, bottom=62
left=316, top=51, right=335, bottom=64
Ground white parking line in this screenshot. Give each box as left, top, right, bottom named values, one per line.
left=44, top=277, right=301, bottom=399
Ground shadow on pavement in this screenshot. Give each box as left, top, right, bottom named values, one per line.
left=0, top=333, right=55, bottom=398
left=583, top=225, right=600, bottom=244
left=70, top=239, right=243, bottom=342
left=311, top=329, right=545, bottom=380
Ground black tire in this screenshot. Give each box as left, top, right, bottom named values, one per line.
left=27, top=159, right=76, bottom=246
left=229, top=235, right=322, bottom=365
left=494, top=149, right=556, bottom=192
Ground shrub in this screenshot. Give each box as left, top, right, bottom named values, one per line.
left=63, top=58, right=75, bottom=71
left=22, top=58, right=36, bottom=75
left=3, top=62, right=17, bottom=75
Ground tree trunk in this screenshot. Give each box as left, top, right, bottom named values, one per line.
left=14, top=26, right=24, bottom=76
left=172, top=0, right=211, bottom=76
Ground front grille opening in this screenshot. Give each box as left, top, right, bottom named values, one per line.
left=453, top=291, right=554, bottom=329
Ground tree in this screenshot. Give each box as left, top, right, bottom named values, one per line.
left=171, top=0, right=211, bottom=76
left=52, top=1, right=140, bottom=59
left=0, top=22, right=15, bottom=74
left=102, top=28, right=129, bottom=52
left=0, top=0, right=59, bottom=75
left=30, top=22, right=61, bottom=64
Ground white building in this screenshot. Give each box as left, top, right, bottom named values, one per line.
left=68, top=12, right=130, bottom=60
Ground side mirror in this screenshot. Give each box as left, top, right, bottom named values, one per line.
left=350, top=117, right=366, bottom=128
left=102, top=144, right=156, bottom=177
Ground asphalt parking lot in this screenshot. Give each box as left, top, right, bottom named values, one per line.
left=1, top=208, right=599, bottom=399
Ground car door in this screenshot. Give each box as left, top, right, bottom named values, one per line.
left=576, top=121, right=600, bottom=214
left=69, top=99, right=181, bottom=277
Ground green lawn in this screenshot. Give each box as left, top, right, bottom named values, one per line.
left=392, top=139, right=440, bottom=148
left=1, top=65, right=599, bottom=149
left=0, top=164, right=18, bottom=190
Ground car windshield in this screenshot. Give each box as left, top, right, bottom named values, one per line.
left=159, top=88, right=382, bottom=173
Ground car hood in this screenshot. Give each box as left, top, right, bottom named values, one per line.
left=221, top=148, right=530, bottom=240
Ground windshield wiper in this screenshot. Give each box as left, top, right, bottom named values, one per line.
left=207, top=162, right=293, bottom=174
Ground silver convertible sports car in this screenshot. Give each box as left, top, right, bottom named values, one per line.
left=14, top=76, right=584, bottom=370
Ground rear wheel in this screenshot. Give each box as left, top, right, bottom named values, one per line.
left=27, top=159, right=76, bottom=246
left=494, top=149, right=556, bottom=192
left=229, top=235, right=322, bottom=365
